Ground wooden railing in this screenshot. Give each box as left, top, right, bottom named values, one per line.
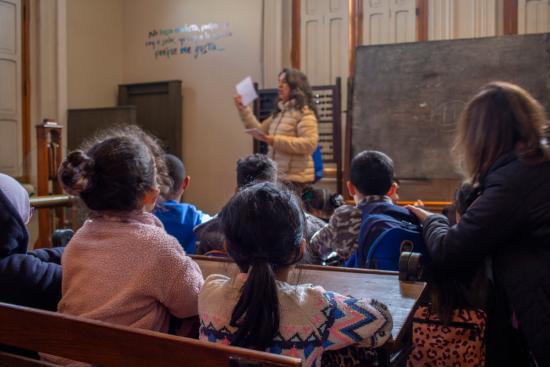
left=344, top=200, right=452, bottom=213
left=396, top=201, right=451, bottom=213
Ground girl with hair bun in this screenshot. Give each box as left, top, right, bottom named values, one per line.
left=56, top=131, right=203, bottom=336
left=198, top=182, right=392, bottom=366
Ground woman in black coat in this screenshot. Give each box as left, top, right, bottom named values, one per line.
left=408, top=82, right=550, bottom=366
left=0, top=173, right=63, bottom=311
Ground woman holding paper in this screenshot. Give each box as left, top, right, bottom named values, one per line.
left=234, top=68, right=319, bottom=186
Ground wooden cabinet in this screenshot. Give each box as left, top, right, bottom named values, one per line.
left=118, top=80, right=182, bottom=156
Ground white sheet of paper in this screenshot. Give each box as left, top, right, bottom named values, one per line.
left=235, top=76, right=258, bottom=106
left=245, top=128, right=267, bottom=140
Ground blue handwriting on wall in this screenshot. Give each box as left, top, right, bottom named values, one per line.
left=145, top=22, right=231, bottom=59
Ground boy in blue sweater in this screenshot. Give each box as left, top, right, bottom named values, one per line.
left=154, top=154, right=210, bottom=254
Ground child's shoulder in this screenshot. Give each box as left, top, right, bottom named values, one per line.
left=329, top=204, right=361, bottom=226
left=204, top=273, right=231, bottom=285
left=199, top=274, right=234, bottom=303
left=334, top=204, right=360, bottom=216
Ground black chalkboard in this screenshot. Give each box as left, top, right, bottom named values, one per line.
left=351, top=33, right=550, bottom=179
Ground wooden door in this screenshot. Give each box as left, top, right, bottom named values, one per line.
left=0, top=0, right=22, bottom=177
left=300, top=0, right=349, bottom=85
left=362, top=0, right=416, bottom=45
left=518, top=0, right=550, bottom=33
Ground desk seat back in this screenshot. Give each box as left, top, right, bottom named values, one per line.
left=0, top=302, right=301, bottom=367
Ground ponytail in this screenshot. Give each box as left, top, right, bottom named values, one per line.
left=220, top=182, right=304, bottom=351
left=230, top=261, right=280, bottom=350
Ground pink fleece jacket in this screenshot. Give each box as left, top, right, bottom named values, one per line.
left=58, top=211, right=204, bottom=332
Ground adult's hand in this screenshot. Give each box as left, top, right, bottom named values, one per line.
left=234, top=95, right=245, bottom=112
left=406, top=205, right=435, bottom=223
left=255, top=134, right=274, bottom=146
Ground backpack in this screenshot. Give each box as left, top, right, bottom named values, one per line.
left=345, top=205, right=429, bottom=270
left=312, top=145, right=324, bottom=182
left=407, top=306, right=487, bottom=367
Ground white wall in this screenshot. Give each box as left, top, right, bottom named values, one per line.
left=66, top=0, right=124, bottom=108
left=65, top=0, right=263, bottom=213
left=121, top=0, right=263, bottom=213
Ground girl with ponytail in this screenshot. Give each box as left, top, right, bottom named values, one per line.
left=199, top=182, right=393, bottom=366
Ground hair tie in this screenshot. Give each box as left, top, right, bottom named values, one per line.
left=252, top=255, right=269, bottom=264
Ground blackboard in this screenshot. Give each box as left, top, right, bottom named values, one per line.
left=351, top=33, right=550, bottom=179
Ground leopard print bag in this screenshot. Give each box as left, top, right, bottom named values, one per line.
left=407, top=306, right=487, bottom=367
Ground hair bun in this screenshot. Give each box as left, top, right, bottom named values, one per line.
left=58, top=150, right=94, bottom=196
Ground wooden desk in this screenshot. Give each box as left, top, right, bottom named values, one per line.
left=192, top=256, right=426, bottom=355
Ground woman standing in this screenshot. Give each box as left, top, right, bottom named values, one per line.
left=408, top=81, right=550, bottom=366
left=234, top=68, right=319, bottom=186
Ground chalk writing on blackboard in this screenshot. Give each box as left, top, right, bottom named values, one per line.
left=430, top=100, right=465, bottom=133
left=145, top=22, right=232, bottom=59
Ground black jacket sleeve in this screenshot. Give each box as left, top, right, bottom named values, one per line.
left=0, top=253, right=62, bottom=311
left=27, top=246, right=64, bottom=265
left=423, top=177, right=522, bottom=272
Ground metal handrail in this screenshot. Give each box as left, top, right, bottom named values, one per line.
left=30, top=195, right=76, bottom=208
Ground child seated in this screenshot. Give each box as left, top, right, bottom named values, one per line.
left=154, top=154, right=211, bottom=254
left=301, top=185, right=344, bottom=222
left=194, top=154, right=325, bottom=255
left=0, top=173, right=63, bottom=311
left=309, top=150, right=415, bottom=265
left=198, top=182, right=392, bottom=366
left=56, top=131, right=203, bottom=333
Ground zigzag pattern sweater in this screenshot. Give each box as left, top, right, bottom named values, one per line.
left=199, top=273, right=393, bottom=367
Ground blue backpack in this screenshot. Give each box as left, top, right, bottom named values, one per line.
left=312, top=145, right=324, bottom=182
left=345, top=207, right=429, bottom=271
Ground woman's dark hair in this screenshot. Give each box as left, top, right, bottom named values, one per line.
left=301, top=185, right=344, bottom=218
left=220, top=182, right=304, bottom=350
left=58, top=135, right=157, bottom=212
left=453, top=81, right=550, bottom=184
left=430, top=183, right=486, bottom=323
left=454, top=182, right=481, bottom=216
left=273, top=68, right=318, bottom=117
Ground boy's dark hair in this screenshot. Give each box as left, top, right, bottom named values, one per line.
left=350, top=150, right=394, bottom=196
left=164, top=154, right=186, bottom=198
left=236, top=154, right=277, bottom=188
left=59, top=135, right=156, bottom=212
left=220, top=182, right=304, bottom=350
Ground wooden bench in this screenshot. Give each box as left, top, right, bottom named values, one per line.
left=0, top=302, right=301, bottom=367
left=192, top=256, right=427, bottom=366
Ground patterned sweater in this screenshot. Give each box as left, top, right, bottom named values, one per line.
left=199, top=273, right=393, bottom=367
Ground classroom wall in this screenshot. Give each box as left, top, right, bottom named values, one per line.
left=121, top=0, right=262, bottom=213
left=66, top=0, right=124, bottom=108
